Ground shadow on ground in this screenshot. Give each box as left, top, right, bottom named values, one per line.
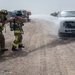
left=0, top=50, right=28, bottom=62
left=28, top=38, right=75, bottom=53
left=0, top=38, right=75, bottom=62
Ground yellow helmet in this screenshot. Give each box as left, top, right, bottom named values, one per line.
left=1, top=10, right=8, bottom=15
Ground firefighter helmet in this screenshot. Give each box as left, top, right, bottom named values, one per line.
left=1, top=10, right=8, bottom=15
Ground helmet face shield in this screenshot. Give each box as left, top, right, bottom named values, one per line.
left=0, top=13, right=4, bottom=17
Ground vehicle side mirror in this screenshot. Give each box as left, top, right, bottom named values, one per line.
left=51, top=12, right=58, bottom=17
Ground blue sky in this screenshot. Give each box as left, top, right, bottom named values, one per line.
left=0, top=0, right=75, bottom=14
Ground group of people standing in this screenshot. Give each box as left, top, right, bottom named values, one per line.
left=0, top=10, right=25, bottom=56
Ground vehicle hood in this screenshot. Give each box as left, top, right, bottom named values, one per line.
left=58, top=17, right=75, bottom=22
left=50, top=16, right=75, bottom=26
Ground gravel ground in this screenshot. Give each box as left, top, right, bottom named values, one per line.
left=0, top=19, right=75, bottom=75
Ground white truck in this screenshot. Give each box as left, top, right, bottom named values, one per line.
left=51, top=11, right=75, bottom=37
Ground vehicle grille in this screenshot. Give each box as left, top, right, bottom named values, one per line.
left=63, top=21, right=75, bottom=28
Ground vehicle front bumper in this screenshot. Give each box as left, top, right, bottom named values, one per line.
left=59, top=32, right=75, bottom=37
left=58, top=27, right=75, bottom=37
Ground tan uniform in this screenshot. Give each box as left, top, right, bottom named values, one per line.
left=0, top=10, right=8, bottom=55
left=13, top=25, right=24, bottom=47
left=12, top=19, right=24, bottom=51
left=0, top=23, right=5, bottom=50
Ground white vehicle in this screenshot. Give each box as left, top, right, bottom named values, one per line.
left=51, top=11, right=75, bottom=37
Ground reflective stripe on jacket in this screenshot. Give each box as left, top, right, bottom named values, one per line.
left=14, top=30, right=24, bottom=34
left=0, top=23, right=4, bottom=31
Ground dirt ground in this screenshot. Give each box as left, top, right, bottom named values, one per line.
left=0, top=19, right=75, bottom=75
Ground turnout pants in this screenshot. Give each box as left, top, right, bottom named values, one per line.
left=13, top=33, right=23, bottom=48
left=0, top=33, right=5, bottom=51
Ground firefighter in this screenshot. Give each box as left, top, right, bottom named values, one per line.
left=0, top=10, right=8, bottom=55
left=12, top=13, right=25, bottom=51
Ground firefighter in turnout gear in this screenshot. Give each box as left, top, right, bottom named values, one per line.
left=0, top=10, right=8, bottom=55
left=11, top=12, right=25, bottom=51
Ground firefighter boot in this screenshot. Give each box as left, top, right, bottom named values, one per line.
left=0, top=49, right=8, bottom=56
left=18, top=44, right=25, bottom=49
left=1, top=49, right=8, bottom=52
left=12, top=46, right=18, bottom=52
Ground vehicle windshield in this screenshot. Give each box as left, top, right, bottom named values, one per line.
left=58, top=11, right=75, bottom=17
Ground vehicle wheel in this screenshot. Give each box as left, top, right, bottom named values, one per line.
left=58, top=32, right=69, bottom=40
left=58, top=32, right=63, bottom=37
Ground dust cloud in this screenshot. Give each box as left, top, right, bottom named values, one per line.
left=30, top=14, right=60, bottom=38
